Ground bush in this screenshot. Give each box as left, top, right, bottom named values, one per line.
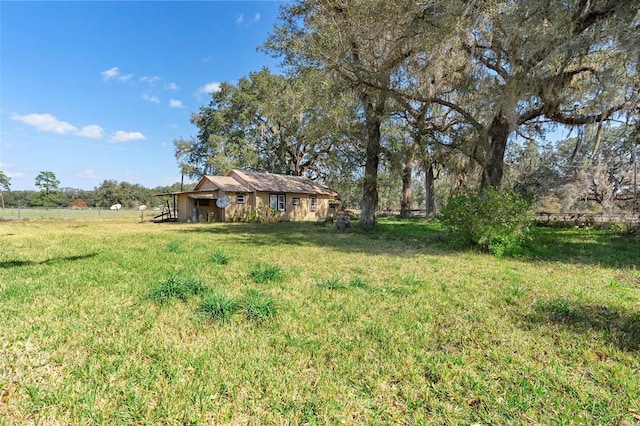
left=439, top=188, right=534, bottom=256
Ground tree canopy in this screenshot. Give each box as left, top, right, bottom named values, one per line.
left=0, top=170, right=11, bottom=209
left=175, top=0, right=639, bottom=222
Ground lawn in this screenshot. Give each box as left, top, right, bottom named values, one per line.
left=1, top=217, right=639, bottom=424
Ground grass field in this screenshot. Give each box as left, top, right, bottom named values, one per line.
left=1, top=217, right=639, bottom=424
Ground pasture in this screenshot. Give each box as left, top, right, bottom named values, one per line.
left=0, top=217, right=639, bottom=424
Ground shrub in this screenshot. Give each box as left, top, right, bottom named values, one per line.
left=200, top=293, right=237, bottom=322
left=240, top=289, right=277, bottom=322
left=249, top=263, right=285, bottom=284
left=439, top=187, right=534, bottom=256
left=149, top=274, right=207, bottom=304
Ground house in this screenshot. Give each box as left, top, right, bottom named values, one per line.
left=158, top=169, right=339, bottom=223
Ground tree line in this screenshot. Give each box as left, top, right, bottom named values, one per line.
left=174, top=0, right=639, bottom=226
left=0, top=170, right=190, bottom=209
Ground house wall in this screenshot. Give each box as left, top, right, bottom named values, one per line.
left=254, top=192, right=335, bottom=222
left=177, top=195, right=189, bottom=221
left=176, top=191, right=336, bottom=222
left=223, top=192, right=255, bottom=221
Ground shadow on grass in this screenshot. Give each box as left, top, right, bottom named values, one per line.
left=171, top=218, right=640, bottom=267
left=174, top=218, right=452, bottom=256
left=520, top=226, right=640, bottom=269
left=523, top=298, right=640, bottom=352
left=0, top=253, right=99, bottom=269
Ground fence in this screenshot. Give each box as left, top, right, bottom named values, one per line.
left=0, top=207, right=151, bottom=220
left=535, top=212, right=640, bottom=227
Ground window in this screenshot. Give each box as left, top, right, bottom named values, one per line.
left=292, top=197, right=300, bottom=206
left=269, top=194, right=286, bottom=211
left=310, top=196, right=317, bottom=212
left=236, top=194, right=245, bottom=204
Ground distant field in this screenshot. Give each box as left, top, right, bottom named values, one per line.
left=0, top=207, right=152, bottom=220
left=1, top=217, right=639, bottom=424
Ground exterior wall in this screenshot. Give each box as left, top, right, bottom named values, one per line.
left=223, top=192, right=255, bottom=221
left=177, top=195, right=190, bottom=221
left=254, top=192, right=335, bottom=222
left=175, top=191, right=336, bottom=222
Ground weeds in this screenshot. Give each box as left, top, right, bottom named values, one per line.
left=348, top=277, right=367, bottom=288
left=211, top=249, right=230, bottom=265
left=149, top=274, right=207, bottom=304
left=249, top=263, right=284, bottom=284
left=167, top=240, right=181, bottom=253
left=240, top=289, right=277, bottom=322
left=316, top=277, right=347, bottom=290
left=200, top=293, right=237, bottom=322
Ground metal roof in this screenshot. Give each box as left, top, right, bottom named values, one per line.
left=230, top=170, right=338, bottom=196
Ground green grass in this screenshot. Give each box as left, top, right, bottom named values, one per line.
left=249, top=262, right=285, bottom=284
left=316, top=277, right=347, bottom=290
left=200, top=292, right=237, bottom=322
left=0, top=216, right=639, bottom=424
left=239, top=289, right=277, bottom=322
left=149, top=274, right=208, bottom=304
left=210, top=248, right=230, bottom=265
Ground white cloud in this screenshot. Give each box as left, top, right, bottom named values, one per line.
left=11, top=113, right=78, bottom=134
left=140, top=75, right=162, bottom=86
left=0, top=164, right=24, bottom=179
left=254, top=13, right=261, bottom=22
left=110, top=131, right=146, bottom=143
left=143, top=93, right=161, bottom=104
left=11, top=113, right=105, bottom=139
left=101, top=66, right=133, bottom=81
left=77, top=169, right=98, bottom=179
left=197, top=82, right=221, bottom=95
left=236, top=13, right=244, bottom=25
left=77, top=125, right=104, bottom=139
left=5, top=171, right=25, bottom=179
left=169, top=99, right=183, bottom=108
left=166, top=82, right=179, bottom=91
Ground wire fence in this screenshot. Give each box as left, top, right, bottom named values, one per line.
left=0, top=207, right=154, bottom=220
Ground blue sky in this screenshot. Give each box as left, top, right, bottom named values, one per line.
left=0, top=1, right=284, bottom=190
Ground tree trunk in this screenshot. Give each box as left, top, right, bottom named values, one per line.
left=360, top=129, right=380, bottom=227
left=425, top=162, right=435, bottom=218
left=399, top=163, right=413, bottom=219
left=482, top=115, right=510, bottom=189
left=400, top=143, right=417, bottom=219
left=359, top=93, right=383, bottom=228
